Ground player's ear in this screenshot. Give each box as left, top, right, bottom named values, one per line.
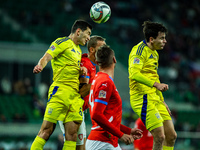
left=89, top=47, right=95, bottom=53
left=149, top=37, right=154, bottom=43
left=113, top=56, right=117, bottom=64
left=76, top=28, right=81, bottom=36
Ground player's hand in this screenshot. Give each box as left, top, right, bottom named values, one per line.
left=80, top=66, right=87, bottom=76
left=130, top=128, right=143, bottom=140
left=79, top=84, right=91, bottom=98
left=33, top=65, right=43, bottom=74
left=120, top=134, right=134, bottom=145
left=164, top=101, right=171, bottom=115
left=153, top=82, right=169, bottom=92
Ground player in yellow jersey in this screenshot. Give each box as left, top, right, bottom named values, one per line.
left=128, top=21, right=177, bottom=150
left=30, top=20, right=92, bottom=150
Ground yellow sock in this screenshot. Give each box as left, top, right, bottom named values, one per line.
left=163, top=145, right=174, bottom=150
left=30, top=136, right=46, bottom=150
left=62, top=141, right=76, bottom=150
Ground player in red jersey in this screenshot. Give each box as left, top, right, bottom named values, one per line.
left=133, top=118, right=153, bottom=150
left=77, top=35, right=106, bottom=150
left=58, top=35, right=106, bottom=150
left=80, top=35, right=106, bottom=112
left=86, top=45, right=143, bottom=150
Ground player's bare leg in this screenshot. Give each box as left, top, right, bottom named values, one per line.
left=38, top=120, right=56, bottom=140
left=150, top=126, right=165, bottom=150
left=163, top=120, right=177, bottom=147
left=63, top=121, right=81, bottom=150
left=30, top=120, right=56, bottom=149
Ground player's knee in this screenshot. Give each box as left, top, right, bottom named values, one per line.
left=65, top=132, right=78, bottom=141
left=166, top=131, right=177, bottom=144
left=38, top=129, right=53, bottom=140
left=154, top=134, right=165, bottom=144
left=65, top=121, right=80, bottom=141
left=173, top=131, right=177, bottom=140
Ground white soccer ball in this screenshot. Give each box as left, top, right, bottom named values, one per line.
left=90, top=2, right=111, bottom=24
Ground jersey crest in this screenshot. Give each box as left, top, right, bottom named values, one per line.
left=78, top=134, right=83, bottom=140
left=49, top=45, right=56, bottom=51
left=133, top=57, right=140, bottom=64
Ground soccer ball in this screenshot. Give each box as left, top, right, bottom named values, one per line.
left=90, top=2, right=111, bottom=24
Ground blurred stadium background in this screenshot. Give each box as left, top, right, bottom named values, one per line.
left=0, top=0, right=200, bottom=149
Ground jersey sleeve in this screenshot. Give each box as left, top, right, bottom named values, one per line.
left=120, top=124, right=131, bottom=134
left=155, top=78, right=164, bottom=101
left=91, top=80, right=124, bottom=138
left=129, top=48, right=155, bottom=87
left=46, top=40, right=69, bottom=58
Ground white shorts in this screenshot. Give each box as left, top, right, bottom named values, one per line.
left=86, top=139, right=121, bottom=150
left=58, top=112, right=86, bottom=145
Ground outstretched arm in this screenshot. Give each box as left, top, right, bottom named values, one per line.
left=33, top=53, right=52, bottom=74
left=92, top=105, right=134, bottom=145
left=120, top=124, right=143, bottom=140
left=130, top=128, right=143, bottom=140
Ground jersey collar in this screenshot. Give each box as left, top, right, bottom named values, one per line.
left=90, top=60, right=96, bottom=66
left=109, top=76, right=114, bottom=81
left=143, top=40, right=147, bottom=45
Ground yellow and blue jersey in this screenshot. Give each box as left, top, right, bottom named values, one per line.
left=46, top=36, right=82, bottom=91
left=128, top=40, right=163, bottom=99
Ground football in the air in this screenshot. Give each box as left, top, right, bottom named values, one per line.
left=90, top=2, right=111, bottom=24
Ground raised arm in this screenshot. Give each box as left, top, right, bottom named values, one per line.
left=33, top=53, right=52, bottom=74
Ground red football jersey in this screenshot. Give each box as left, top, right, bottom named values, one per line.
left=87, top=72, right=124, bottom=147
left=133, top=118, right=153, bottom=150
left=80, top=53, right=96, bottom=111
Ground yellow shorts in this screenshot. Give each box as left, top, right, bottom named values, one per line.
left=130, top=92, right=171, bottom=131
left=44, top=83, right=84, bottom=124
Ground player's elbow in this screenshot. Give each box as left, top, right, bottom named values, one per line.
left=91, top=113, right=101, bottom=123
left=130, top=71, right=140, bottom=80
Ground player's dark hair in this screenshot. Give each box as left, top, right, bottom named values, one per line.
left=87, top=35, right=106, bottom=50
left=142, top=21, right=167, bottom=42
left=96, top=45, right=114, bottom=68
left=71, top=20, right=93, bottom=33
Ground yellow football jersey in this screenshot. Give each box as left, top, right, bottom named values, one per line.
left=129, top=40, right=163, bottom=97
left=46, top=37, right=82, bottom=91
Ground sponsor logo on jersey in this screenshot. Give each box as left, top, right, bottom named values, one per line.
left=77, top=50, right=80, bottom=55
left=49, top=45, right=55, bottom=51
left=149, top=54, right=157, bottom=60
left=133, top=57, right=140, bottom=64
left=149, top=54, right=153, bottom=58
left=71, top=49, right=75, bottom=53
left=102, top=83, right=107, bottom=87
left=99, top=90, right=106, bottom=98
